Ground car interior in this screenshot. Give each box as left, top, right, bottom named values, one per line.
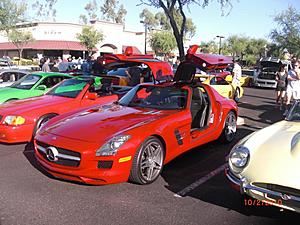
left=90, top=77, right=132, bottom=98
left=190, top=86, right=210, bottom=130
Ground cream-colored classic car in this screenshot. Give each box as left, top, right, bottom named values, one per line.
left=226, top=100, right=300, bottom=212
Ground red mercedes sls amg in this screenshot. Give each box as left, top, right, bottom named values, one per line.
left=34, top=60, right=238, bottom=185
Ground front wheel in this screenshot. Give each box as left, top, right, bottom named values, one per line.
left=33, top=114, right=57, bottom=137
left=219, top=111, right=237, bottom=143
left=129, top=137, right=164, bottom=185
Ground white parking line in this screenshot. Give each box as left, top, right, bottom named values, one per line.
left=174, top=163, right=228, bottom=197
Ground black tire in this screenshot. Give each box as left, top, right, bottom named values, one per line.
left=33, top=113, right=58, bottom=136
left=233, top=88, right=240, bottom=102
left=129, top=136, right=164, bottom=185
left=219, top=111, right=237, bottom=143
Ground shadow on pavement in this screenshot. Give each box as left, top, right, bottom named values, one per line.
left=161, top=126, right=300, bottom=222
left=23, top=142, right=54, bottom=179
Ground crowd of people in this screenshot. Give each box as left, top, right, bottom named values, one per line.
left=39, top=56, right=105, bottom=75
left=276, top=59, right=300, bottom=115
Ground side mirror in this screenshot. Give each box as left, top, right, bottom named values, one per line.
left=85, top=92, right=97, bottom=100
left=36, top=85, right=47, bottom=91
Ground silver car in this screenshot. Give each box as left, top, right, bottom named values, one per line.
left=0, top=69, right=30, bottom=88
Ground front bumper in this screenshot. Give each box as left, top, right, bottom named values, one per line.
left=225, top=168, right=300, bottom=212
left=254, top=80, right=277, bottom=88
left=0, top=124, right=34, bottom=143
left=34, top=134, right=134, bottom=185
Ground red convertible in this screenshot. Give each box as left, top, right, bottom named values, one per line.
left=0, top=76, right=130, bottom=143
left=34, top=60, right=238, bottom=185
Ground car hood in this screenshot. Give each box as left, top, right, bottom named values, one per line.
left=0, top=87, right=26, bottom=103
left=0, top=95, right=73, bottom=115
left=239, top=120, right=300, bottom=188
left=43, top=105, right=175, bottom=143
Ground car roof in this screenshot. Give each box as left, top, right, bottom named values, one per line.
left=31, top=72, right=72, bottom=77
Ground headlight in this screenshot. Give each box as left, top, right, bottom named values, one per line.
left=96, top=135, right=131, bottom=156
left=3, top=115, right=26, bottom=126
left=229, top=146, right=250, bottom=168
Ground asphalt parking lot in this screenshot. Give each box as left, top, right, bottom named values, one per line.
left=1, top=87, right=300, bottom=225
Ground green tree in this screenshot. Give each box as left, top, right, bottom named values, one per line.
left=8, top=29, right=34, bottom=58
left=76, top=26, right=104, bottom=56
left=149, top=30, right=177, bottom=59
left=200, top=41, right=218, bottom=54
left=79, top=0, right=98, bottom=24
left=0, top=0, right=27, bottom=34
left=32, top=0, right=58, bottom=22
left=100, top=0, right=127, bottom=24
left=139, top=0, right=232, bottom=61
left=270, top=6, right=300, bottom=58
left=226, top=35, right=248, bottom=58
left=139, top=8, right=158, bottom=30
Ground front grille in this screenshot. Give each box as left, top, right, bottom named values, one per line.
left=36, top=141, right=81, bottom=167
left=253, top=182, right=300, bottom=198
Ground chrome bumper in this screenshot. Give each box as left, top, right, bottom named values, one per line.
left=225, top=168, right=300, bottom=212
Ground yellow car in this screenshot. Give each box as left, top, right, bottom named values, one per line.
left=196, top=74, right=243, bottom=102
left=225, top=69, right=257, bottom=87
left=226, top=100, right=300, bottom=213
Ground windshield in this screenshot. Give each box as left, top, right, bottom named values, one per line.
left=10, top=74, right=41, bottom=90
left=287, top=101, right=300, bottom=121
left=46, top=78, right=89, bottom=98
left=118, top=85, right=188, bottom=110
left=107, top=67, right=128, bottom=77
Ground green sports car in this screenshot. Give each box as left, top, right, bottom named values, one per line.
left=0, top=72, right=72, bottom=103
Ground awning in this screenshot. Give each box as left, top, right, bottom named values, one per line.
left=0, top=40, right=95, bottom=51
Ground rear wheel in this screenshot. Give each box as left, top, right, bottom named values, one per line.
left=219, top=111, right=237, bottom=143
left=129, top=137, right=164, bottom=185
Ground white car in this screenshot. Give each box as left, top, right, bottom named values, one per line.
left=226, top=100, right=300, bottom=212
left=0, top=70, right=30, bottom=88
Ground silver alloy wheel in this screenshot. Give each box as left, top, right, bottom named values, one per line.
left=140, top=142, right=164, bottom=182
left=224, top=112, right=237, bottom=142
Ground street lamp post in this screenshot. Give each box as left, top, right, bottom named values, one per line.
left=140, top=20, right=147, bottom=54
left=216, top=35, right=224, bottom=54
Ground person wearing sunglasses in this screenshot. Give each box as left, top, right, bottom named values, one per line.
left=284, top=60, right=300, bottom=116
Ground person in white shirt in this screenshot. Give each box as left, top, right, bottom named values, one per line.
left=232, top=58, right=242, bottom=87
left=284, top=60, right=300, bottom=115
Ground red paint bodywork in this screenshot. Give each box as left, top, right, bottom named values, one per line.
left=34, top=82, right=237, bottom=185
left=99, top=49, right=173, bottom=82
left=0, top=82, right=118, bottom=143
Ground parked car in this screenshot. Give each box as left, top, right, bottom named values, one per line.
left=0, top=72, right=71, bottom=104
left=189, top=47, right=243, bottom=102
left=197, top=74, right=244, bottom=102
left=0, top=58, right=18, bottom=70
left=0, top=76, right=131, bottom=143
left=226, top=100, right=300, bottom=213
left=226, top=69, right=258, bottom=87
left=34, top=57, right=238, bottom=185
left=0, top=69, right=30, bottom=88
left=98, top=46, right=174, bottom=86
left=254, top=57, right=291, bottom=88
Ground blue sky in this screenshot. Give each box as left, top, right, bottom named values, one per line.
left=27, top=0, right=300, bottom=43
